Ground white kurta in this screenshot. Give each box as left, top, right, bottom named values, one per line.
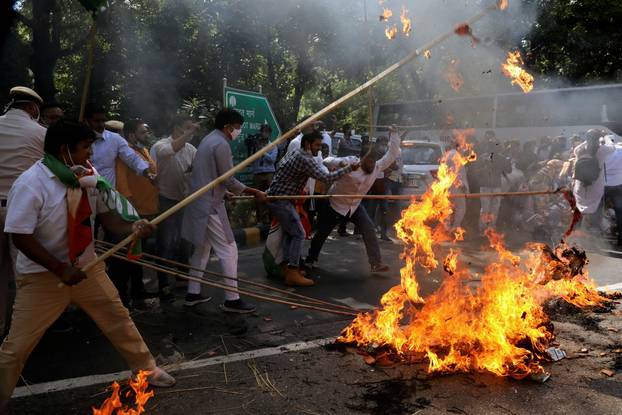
left=572, top=138, right=615, bottom=214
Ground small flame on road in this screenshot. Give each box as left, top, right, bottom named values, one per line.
left=92, top=370, right=154, bottom=415
left=423, top=50, right=432, bottom=59
left=380, top=7, right=393, bottom=21
left=501, top=51, right=534, bottom=93
left=385, top=25, right=398, bottom=40
left=498, top=0, right=509, bottom=10
left=400, top=6, right=412, bottom=36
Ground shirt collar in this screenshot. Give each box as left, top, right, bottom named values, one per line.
left=7, top=108, right=34, bottom=121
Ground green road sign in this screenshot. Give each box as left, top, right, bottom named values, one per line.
left=224, top=86, right=282, bottom=184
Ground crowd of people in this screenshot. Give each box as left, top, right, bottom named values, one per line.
left=0, top=83, right=620, bottom=406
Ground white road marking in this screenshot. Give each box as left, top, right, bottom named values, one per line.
left=12, top=336, right=336, bottom=399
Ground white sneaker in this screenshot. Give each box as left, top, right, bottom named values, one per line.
left=147, top=366, right=176, bottom=387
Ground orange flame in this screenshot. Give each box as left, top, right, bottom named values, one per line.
left=501, top=51, right=534, bottom=93
left=380, top=7, right=393, bottom=21
left=498, top=0, right=509, bottom=10
left=400, top=6, right=412, bottom=36
left=444, top=59, right=464, bottom=92
left=423, top=50, right=432, bottom=59
left=385, top=25, right=398, bottom=40
left=339, top=129, right=607, bottom=378
left=92, top=371, right=154, bottom=415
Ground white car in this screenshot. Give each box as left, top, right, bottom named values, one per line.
left=400, top=141, right=444, bottom=196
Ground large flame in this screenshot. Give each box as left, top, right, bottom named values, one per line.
left=339, top=130, right=607, bottom=378
left=92, top=371, right=154, bottom=415
left=501, top=51, right=534, bottom=93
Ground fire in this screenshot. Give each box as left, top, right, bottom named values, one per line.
left=339, top=130, right=607, bottom=378
left=92, top=371, right=154, bottom=415
left=498, top=0, right=509, bottom=10
left=444, top=59, right=464, bottom=92
left=501, top=51, right=534, bottom=93
left=423, top=50, right=432, bottom=59
left=380, top=7, right=393, bottom=22
left=385, top=25, right=398, bottom=40
left=400, top=6, right=412, bottom=36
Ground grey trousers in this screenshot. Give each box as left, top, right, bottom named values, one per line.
left=267, top=201, right=305, bottom=267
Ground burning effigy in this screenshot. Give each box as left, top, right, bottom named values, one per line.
left=337, top=131, right=609, bottom=379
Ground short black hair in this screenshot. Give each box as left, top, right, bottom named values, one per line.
left=123, top=118, right=145, bottom=137
left=301, top=131, right=322, bottom=148
left=44, top=120, right=95, bottom=155
left=170, top=113, right=192, bottom=131
left=84, top=103, right=106, bottom=119
left=214, top=108, right=244, bottom=130
left=41, top=101, right=63, bottom=113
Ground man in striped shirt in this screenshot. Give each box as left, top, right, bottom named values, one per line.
left=266, top=131, right=358, bottom=286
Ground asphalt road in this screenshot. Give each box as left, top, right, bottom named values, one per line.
left=7, top=225, right=622, bottom=414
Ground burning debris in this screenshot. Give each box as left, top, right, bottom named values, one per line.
left=454, top=23, right=480, bottom=46
left=379, top=7, right=393, bottom=22
left=337, top=131, right=609, bottom=379
left=423, top=49, right=432, bottom=59
left=400, top=6, right=412, bottom=36
left=385, top=25, right=398, bottom=40
left=501, top=50, right=534, bottom=93
left=92, top=371, right=154, bottom=415
left=444, top=59, right=464, bottom=92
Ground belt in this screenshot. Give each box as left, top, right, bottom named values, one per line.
left=0, top=200, right=6, bottom=208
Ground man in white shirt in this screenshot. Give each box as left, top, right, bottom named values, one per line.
left=0, top=121, right=175, bottom=407
left=305, top=127, right=401, bottom=273
left=604, top=135, right=622, bottom=246
left=150, top=115, right=198, bottom=301
left=0, top=86, right=46, bottom=337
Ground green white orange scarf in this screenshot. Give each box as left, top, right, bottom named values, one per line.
left=42, top=153, right=142, bottom=263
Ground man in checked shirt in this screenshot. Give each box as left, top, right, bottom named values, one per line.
left=266, top=131, right=359, bottom=286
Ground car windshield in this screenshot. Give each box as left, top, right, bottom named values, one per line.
left=401, top=145, right=442, bottom=165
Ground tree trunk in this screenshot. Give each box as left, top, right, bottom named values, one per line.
left=31, top=0, right=59, bottom=101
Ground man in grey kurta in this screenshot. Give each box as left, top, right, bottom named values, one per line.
left=181, top=109, right=266, bottom=313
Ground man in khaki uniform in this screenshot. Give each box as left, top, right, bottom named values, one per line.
left=0, top=87, right=46, bottom=337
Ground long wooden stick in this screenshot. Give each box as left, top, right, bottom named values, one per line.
left=102, top=250, right=358, bottom=316
left=84, top=3, right=500, bottom=273
left=94, top=239, right=359, bottom=312
left=230, top=188, right=566, bottom=201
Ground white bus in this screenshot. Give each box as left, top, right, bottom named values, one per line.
left=374, top=83, right=622, bottom=143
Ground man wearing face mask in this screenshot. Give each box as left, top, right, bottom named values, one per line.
left=0, top=121, right=175, bottom=408
left=305, top=127, right=400, bottom=274
left=0, top=86, right=46, bottom=337
left=266, top=131, right=358, bottom=286
left=182, top=109, right=267, bottom=313
left=84, top=104, right=151, bottom=187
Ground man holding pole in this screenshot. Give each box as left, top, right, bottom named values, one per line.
left=305, top=127, right=400, bottom=273
left=182, top=109, right=266, bottom=312
left=0, top=121, right=175, bottom=406
left=266, top=131, right=358, bottom=287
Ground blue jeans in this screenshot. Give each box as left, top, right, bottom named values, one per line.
left=308, top=203, right=382, bottom=266
left=267, top=201, right=306, bottom=267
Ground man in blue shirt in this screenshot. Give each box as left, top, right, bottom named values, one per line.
left=251, top=124, right=277, bottom=224
left=84, top=104, right=150, bottom=186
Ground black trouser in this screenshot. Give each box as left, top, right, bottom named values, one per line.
left=104, top=230, right=146, bottom=307
left=605, top=185, right=622, bottom=245
left=307, top=203, right=381, bottom=266
left=156, top=196, right=191, bottom=291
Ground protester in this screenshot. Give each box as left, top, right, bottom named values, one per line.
left=0, top=121, right=175, bottom=407
left=267, top=131, right=357, bottom=286
left=572, top=129, right=615, bottom=230
left=475, top=131, right=512, bottom=230
left=113, top=119, right=159, bottom=307
left=39, top=101, right=64, bottom=127
left=0, top=86, right=45, bottom=338
left=150, top=114, right=199, bottom=301
left=84, top=104, right=150, bottom=186
left=251, top=124, right=277, bottom=225
left=604, top=136, right=622, bottom=246
left=306, top=128, right=401, bottom=273
left=182, top=109, right=266, bottom=312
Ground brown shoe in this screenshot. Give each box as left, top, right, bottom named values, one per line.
left=284, top=267, right=314, bottom=287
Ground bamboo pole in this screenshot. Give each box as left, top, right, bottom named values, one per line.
left=101, top=250, right=358, bottom=317
left=230, top=188, right=566, bottom=201
left=78, top=20, right=97, bottom=122
left=94, top=239, right=360, bottom=312
left=85, top=3, right=501, bottom=273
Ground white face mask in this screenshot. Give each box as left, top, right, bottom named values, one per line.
left=230, top=128, right=242, bottom=140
